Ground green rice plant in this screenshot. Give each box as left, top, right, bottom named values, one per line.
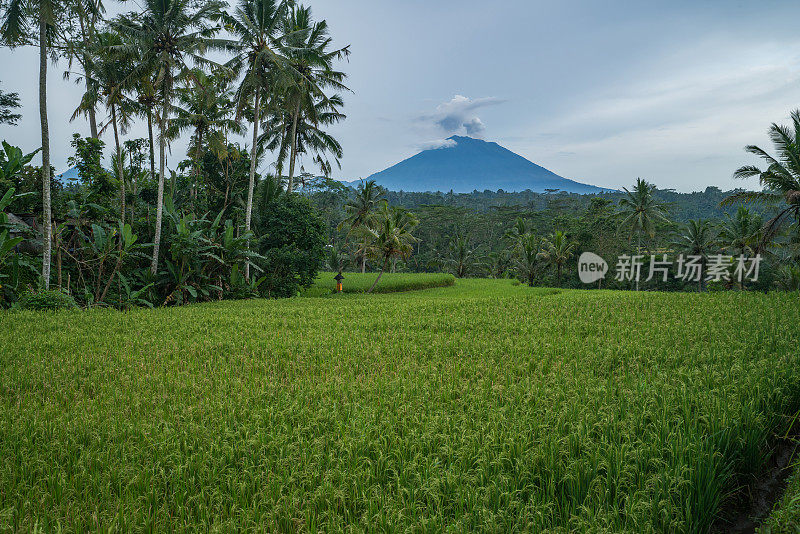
left=0, top=280, right=798, bottom=532
left=302, top=271, right=455, bottom=295
left=14, top=288, right=78, bottom=310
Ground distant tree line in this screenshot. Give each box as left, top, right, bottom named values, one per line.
left=311, top=111, right=800, bottom=293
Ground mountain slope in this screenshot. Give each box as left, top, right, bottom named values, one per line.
left=363, top=136, right=609, bottom=193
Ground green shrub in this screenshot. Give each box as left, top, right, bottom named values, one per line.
left=256, top=195, right=326, bottom=298
left=15, top=289, right=78, bottom=310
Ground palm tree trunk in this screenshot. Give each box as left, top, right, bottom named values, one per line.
left=193, top=129, right=203, bottom=205
left=88, top=100, right=98, bottom=139
left=244, top=86, right=261, bottom=281
left=739, top=246, right=745, bottom=290
left=287, top=99, right=300, bottom=193
left=367, top=258, right=388, bottom=293
left=130, top=157, right=137, bottom=224
left=77, top=14, right=98, bottom=139
left=361, top=254, right=365, bottom=273
left=698, top=258, right=705, bottom=292
left=56, top=239, right=62, bottom=288
left=147, top=109, right=156, bottom=180
left=151, top=90, right=168, bottom=275
left=39, top=17, right=52, bottom=290
left=635, top=232, right=641, bottom=291
left=112, top=102, right=125, bottom=226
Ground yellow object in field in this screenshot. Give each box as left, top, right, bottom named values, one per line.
left=334, top=272, right=344, bottom=293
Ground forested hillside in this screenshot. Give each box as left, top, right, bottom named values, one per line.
left=380, top=186, right=755, bottom=221
left=307, top=181, right=784, bottom=290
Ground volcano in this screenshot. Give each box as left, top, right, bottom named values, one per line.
left=362, top=136, right=610, bottom=193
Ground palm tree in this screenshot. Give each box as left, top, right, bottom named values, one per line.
left=326, top=241, right=347, bottom=272
left=2, top=0, right=65, bottom=289
left=254, top=172, right=284, bottom=213
left=448, top=234, right=475, bottom=278
left=365, top=202, right=418, bottom=293
left=776, top=264, right=800, bottom=291
left=222, top=0, right=294, bottom=279
left=114, top=0, right=225, bottom=274
left=504, top=217, right=528, bottom=243
left=513, top=232, right=541, bottom=287
left=538, top=230, right=577, bottom=287
left=62, top=0, right=105, bottom=138
left=671, top=219, right=715, bottom=292
left=259, top=91, right=344, bottom=183
left=280, top=5, right=349, bottom=193
left=488, top=249, right=512, bottom=279
left=206, top=143, right=249, bottom=214
left=719, top=206, right=762, bottom=256
left=76, top=30, right=134, bottom=225
left=169, top=69, right=242, bottom=205
left=617, top=178, right=669, bottom=290
left=719, top=206, right=763, bottom=289
left=132, top=76, right=159, bottom=182
left=338, top=179, right=385, bottom=273
left=726, top=110, right=800, bottom=248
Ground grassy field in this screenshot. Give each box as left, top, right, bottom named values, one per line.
left=1, top=278, right=799, bottom=531
left=300, top=271, right=455, bottom=296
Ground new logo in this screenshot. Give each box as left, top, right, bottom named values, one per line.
left=578, top=252, right=608, bottom=284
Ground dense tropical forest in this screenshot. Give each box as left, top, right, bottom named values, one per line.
left=0, top=0, right=357, bottom=307
left=1, top=0, right=800, bottom=310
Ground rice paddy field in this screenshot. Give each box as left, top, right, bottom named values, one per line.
left=300, top=271, right=455, bottom=296
left=1, top=278, right=800, bottom=532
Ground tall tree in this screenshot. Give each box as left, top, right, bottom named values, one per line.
left=448, top=234, right=475, bottom=278
left=504, top=217, right=528, bottom=243
left=719, top=206, right=762, bottom=289
left=514, top=232, right=542, bottom=287
left=74, top=29, right=133, bottom=224
left=538, top=230, right=577, bottom=287
left=365, top=202, right=418, bottom=293
left=1, top=0, right=65, bottom=288
left=671, top=219, right=715, bottom=292
left=617, top=178, right=669, bottom=290
left=114, top=0, right=225, bottom=274
left=132, top=76, right=158, bottom=182
left=339, top=179, right=385, bottom=273
left=280, top=4, right=349, bottom=193
left=259, top=91, right=344, bottom=183
left=223, top=0, right=293, bottom=280
left=719, top=205, right=762, bottom=257
left=726, top=109, right=800, bottom=249
left=62, top=0, right=104, bottom=138
left=169, top=69, right=242, bottom=205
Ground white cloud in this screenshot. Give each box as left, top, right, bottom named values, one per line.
left=418, top=94, right=504, bottom=138
left=418, top=138, right=457, bottom=150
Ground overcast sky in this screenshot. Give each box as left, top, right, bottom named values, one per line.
left=2, top=0, right=799, bottom=192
